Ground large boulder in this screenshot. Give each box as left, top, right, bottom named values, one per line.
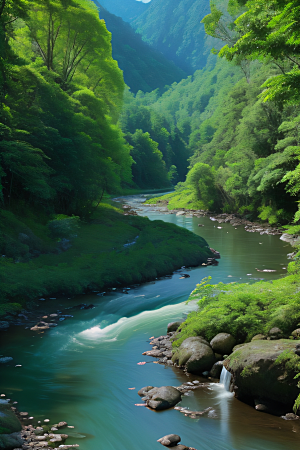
left=140, top=386, right=181, bottom=410
left=172, top=337, right=215, bottom=374
left=210, top=333, right=236, bottom=355
left=225, top=340, right=300, bottom=411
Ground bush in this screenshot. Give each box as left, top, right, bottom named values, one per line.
left=47, top=215, right=80, bottom=239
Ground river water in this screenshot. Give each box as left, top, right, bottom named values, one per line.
left=1, top=195, right=300, bottom=450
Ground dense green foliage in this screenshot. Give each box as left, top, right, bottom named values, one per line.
left=0, top=0, right=134, bottom=217
left=120, top=88, right=193, bottom=185
left=96, top=4, right=187, bottom=93
left=173, top=258, right=300, bottom=347
left=137, top=0, right=300, bottom=228
left=132, top=0, right=212, bottom=73
left=0, top=203, right=212, bottom=315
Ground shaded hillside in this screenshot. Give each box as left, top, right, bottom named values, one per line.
left=97, top=4, right=187, bottom=93
left=96, top=0, right=149, bottom=22
left=132, top=0, right=211, bottom=73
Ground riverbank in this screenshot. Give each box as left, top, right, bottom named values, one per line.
left=0, top=394, right=80, bottom=450
left=0, top=202, right=213, bottom=325
left=144, top=197, right=300, bottom=244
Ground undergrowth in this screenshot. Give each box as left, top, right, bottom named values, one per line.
left=173, top=259, right=300, bottom=347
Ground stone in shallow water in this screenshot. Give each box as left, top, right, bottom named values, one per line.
left=157, top=434, right=181, bottom=446
left=141, top=386, right=182, bottom=410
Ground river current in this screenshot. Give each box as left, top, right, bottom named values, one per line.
left=1, top=195, right=300, bottom=450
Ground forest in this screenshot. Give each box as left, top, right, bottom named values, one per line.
left=126, top=0, right=300, bottom=232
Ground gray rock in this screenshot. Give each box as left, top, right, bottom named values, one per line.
left=138, top=386, right=154, bottom=397
left=172, top=337, right=215, bottom=374
left=157, top=434, right=181, bottom=446
left=210, top=333, right=236, bottom=355
left=143, top=386, right=181, bottom=410
left=291, top=329, right=300, bottom=338
left=268, top=327, right=283, bottom=339
left=281, top=413, right=299, bottom=420
left=209, top=361, right=223, bottom=379
left=251, top=334, right=267, bottom=341
left=167, top=321, right=183, bottom=333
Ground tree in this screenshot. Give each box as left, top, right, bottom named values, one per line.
left=219, top=0, right=300, bottom=103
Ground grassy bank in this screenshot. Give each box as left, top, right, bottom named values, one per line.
left=145, top=186, right=204, bottom=210
left=0, top=203, right=212, bottom=318
left=173, top=257, right=300, bottom=348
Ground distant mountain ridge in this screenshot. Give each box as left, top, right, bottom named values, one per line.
left=94, top=2, right=187, bottom=92
left=132, top=0, right=211, bottom=73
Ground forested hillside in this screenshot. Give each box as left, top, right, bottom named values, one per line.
left=95, top=3, right=187, bottom=93
left=132, top=0, right=212, bottom=72
left=0, top=0, right=134, bottom=219
left=139, top=0, right=300, bottom=230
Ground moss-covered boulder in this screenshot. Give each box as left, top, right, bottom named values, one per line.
left=172, top=336, right=216, bottom=374
left=225, top=340, right=300, bottom=411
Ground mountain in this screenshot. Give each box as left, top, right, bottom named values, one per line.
left=95, top=0, right=149, bottom=22
left=131, top=0, right=211, bottom=73
left=96, top=4, right=187, bottom=93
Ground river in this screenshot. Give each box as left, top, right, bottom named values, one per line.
left=1, top=195, right=300, bottom=450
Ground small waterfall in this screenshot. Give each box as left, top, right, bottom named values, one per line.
left=219, top=366, right=232, bottom=392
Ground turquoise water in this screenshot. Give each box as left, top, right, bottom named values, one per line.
left=1, top=195, right=299, bottom=450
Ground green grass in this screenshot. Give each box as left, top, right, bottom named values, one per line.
left=0, top=203, right=212, bottom=316
left=145, top=186, right=205, bottom=210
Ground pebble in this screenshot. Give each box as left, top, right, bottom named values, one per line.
left=44, top=419, right=50, bottom=422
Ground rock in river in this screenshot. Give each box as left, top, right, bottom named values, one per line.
left=172, top=337, right=216, bottom=374
left=157, top=434, right=181, bottom=446
left=139, top=386, right=181, bottom=410
left=225, top=339, right=300, bottom=411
